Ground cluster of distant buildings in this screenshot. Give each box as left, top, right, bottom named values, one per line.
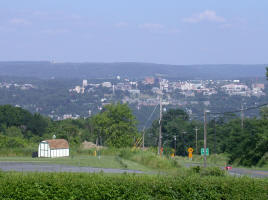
left=69, top=77, right=265, bottom=104
left=64, top=77, right=266, bottom=118
left=221, top=82, right=265, bottom=97
left=0, top=82, right=36, bottom=90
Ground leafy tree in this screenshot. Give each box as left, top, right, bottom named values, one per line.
left=92, top=103, right=138, bottom=148
left=260, top=106, right=268, bottom=119
left=5, top=126, right=23, bottom=138
left=27, top=113, right=50, bottom=137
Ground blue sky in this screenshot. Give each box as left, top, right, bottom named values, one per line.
left=0, top=0, right=267, bottom=64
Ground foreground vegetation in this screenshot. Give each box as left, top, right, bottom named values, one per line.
left=0, top=171, right=267, bottom=200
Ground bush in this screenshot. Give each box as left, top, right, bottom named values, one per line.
left=0, top=172, right=267, bottom=199
left=191, top=166, right=226, bottom=177
left=200, top=167, right=226, bottom=177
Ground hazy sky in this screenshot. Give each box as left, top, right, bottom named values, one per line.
left=0, top=0, right=267, bottom=65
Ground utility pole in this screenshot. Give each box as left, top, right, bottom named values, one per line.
left=182, top=131, right=186, bottom=156
left=173, top=136, right=177, bottom=156
left=204, top=110, right=209, bottom=168
left=241, top=103, right=244, bottom=130
left=157, top=82, right=163, bottom=155
left=195, top=127, right=199, bottom=154
left=142, top=130, right=145, bottom=150
left=214, top=116, right=216, bottom=154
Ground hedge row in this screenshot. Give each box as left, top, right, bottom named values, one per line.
left=0, top=172, right=267, bottom=200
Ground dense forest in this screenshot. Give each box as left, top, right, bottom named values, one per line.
left=0, top=104, right=267, bottom=167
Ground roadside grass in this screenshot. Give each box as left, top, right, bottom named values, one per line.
left=118, top=148, right=182, bottom=174
left=0, top=147, right=36, bottom=157
left=174, top=154, right=229, bottom=167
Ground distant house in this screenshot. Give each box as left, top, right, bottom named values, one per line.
left=38, top=139, right=69, bottom=158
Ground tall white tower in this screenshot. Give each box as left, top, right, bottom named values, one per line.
left=112, top=84, right=115, bottom=96
left=82, top=80, right=88, bottom=88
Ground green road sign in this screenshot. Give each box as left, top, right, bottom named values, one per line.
left=201, top=148, right=209, bottom=156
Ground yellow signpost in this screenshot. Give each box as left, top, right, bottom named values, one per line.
left=188, top=147, right=194, bottom=160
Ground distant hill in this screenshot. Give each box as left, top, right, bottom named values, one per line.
left=0, top=61, right=266, bottom=79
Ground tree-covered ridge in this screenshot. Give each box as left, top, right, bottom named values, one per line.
left=0, top=61, right=266, bottom=79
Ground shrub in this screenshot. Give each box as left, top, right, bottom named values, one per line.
left=200, top=167, right=226, bottom=177
left=191, top=166, right=226, bottom=177
left=0, top=172, right=266, bottom=199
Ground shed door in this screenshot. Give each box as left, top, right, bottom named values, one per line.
left=39, top=142, right=50, bottom=157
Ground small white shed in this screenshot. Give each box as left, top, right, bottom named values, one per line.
left=38, top=139, right=69, bottom=158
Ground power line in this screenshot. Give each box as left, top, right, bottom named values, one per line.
left=142, top=103, right=159, bottom=149
left=210, top=102, right=268, bottom=115
left=192, top=102, right=268, bottom=118
left=142, top=104, right=159, bottom=131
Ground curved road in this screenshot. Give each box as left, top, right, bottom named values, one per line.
left=0, top=162, right=144, bottom=174
left=184, top=163, right=268, bottom=178
left=1, top=162, right=267, bottom=178
left=227, top=167, right=268, bottom=178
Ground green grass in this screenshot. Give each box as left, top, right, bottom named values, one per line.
left=174, top=154, right=229, bottom=166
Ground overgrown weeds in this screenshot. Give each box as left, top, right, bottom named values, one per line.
left=119, top=148, right=181, bottom=171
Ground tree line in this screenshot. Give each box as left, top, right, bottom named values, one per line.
left=0, top=103, right=267, bottom=167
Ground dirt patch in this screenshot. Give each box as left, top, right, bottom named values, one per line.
left=81, top=141, right=104, bottom=149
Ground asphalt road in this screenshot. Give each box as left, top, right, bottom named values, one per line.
left=227, top=167, right=268, bottom=178
left=184, top=163, right=268, bottom=178
left=1, top=162, right=267, bottom=178
left=0, top=162, right=144, bottom=174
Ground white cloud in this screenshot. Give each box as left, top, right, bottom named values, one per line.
left=115, top=22, right=128, bottom=28
left=183, top=10, right=226, bottom=23
left=139, top=23, right=164, bottom=30
left=9, top=18, right=31, bottom=25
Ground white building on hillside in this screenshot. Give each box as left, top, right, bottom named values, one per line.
left=102, top=82, right=112, bottom=88
left=82, top=80, right=88, bottom=87
left=222, top=84, right=248, bottom=92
